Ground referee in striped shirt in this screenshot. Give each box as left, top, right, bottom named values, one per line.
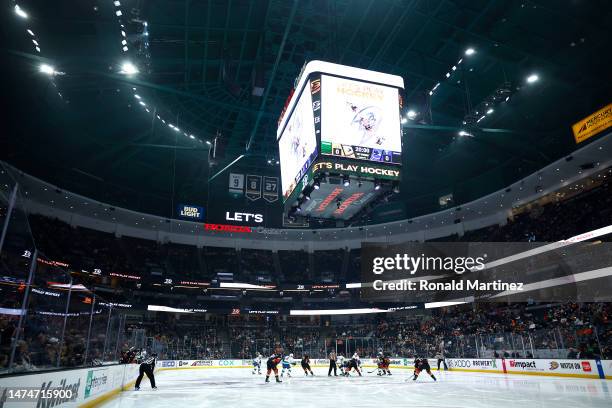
left=328, top=351, right=337, bottom=376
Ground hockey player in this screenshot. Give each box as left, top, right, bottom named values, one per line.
left=135, top=351, right=157, bottom=390
left=301, top=354, right=314, bottom=376
left=412, top=357, right=436, bottom=382
left=377, top=352, right=392, bottom=376
left=336, top=355, right=346, bottom=372
left=252, top=353, right=262, bottom=375
left=343, top=353, right=362, bottom=376
left=281, top=353, right=296, bottom=377
left=265, top=353, right=283, bottom=383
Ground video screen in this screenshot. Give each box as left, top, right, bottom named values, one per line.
left=320, top=75, right=402, bottom=164
left=279, top=83, right=317, bottom=201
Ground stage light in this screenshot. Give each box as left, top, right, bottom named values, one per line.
left=465, top=48, right=475, bottom=56
left=115, top=10, right=122, bottom=16
left=486, top=108, right=494, bottom=114
left=206, top=141, right=212, bottom=145
left=134, top=94, right=141, bottom=99
left=343, top=176, right=350, bottom=187
left=138, top=101, right=146, bottom=106
left=120, top=61, right=138, bottom=75
left=39, top=64, right=56, bottom=76
left=114, top=1, right=121, bottom=6
left=458, top=130, right=473, bottom=137
left=27, top=29, right=34, bottom=36
left=14, top=5, right=28, bottom=19
left=407, top=110, right=417, bottom=120
left=526, top=74, right=539, bottom=83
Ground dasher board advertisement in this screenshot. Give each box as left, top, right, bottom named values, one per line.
left=278, top=82, right=317, bottom=202
left=320, top=75, right=401, bottom=164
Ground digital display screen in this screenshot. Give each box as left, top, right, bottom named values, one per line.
left=320, top=75, right=401, bottom=164
left=278, top=82, right=317, bottom=201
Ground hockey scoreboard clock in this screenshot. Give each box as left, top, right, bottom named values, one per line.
left=277, top=60, right=404, bottom=222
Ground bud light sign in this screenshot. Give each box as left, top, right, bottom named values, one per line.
left=177, top=204, right=204, bottom=220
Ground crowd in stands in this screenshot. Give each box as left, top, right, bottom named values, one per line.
left=129, top=302, right=610, bottom=361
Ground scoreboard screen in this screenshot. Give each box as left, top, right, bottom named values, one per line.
left=278, top=82, right=317, bottom=201
left=320, top=75, right=402, bottom=164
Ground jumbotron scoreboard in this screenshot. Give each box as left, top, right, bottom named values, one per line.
left=277, top=61, right=404, bottom=222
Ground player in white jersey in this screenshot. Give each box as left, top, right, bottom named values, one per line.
left=337, top=355, right=346, bottom=371
left=252, top=353, right=263, bottom=375
left=281, top=353, right=296, bottom=377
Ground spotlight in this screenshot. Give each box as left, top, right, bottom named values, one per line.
left=14, top=5, right=28, bottom=19
left=526, top=74, right=539, bottom=84
left=407, top=110, right=417, bottom=120
left=39, top=64, right=56, bottom=76
left=486, top=108, right=494, bottom=114
left=313, top=180, right=320, bottom=190
left=465, top=48, right=475, bottom=56
left=120, top=62, right=138, bottom=75
left=343, top=176, right=350, bottom=187
left=458, top=130, right=473, bottom=137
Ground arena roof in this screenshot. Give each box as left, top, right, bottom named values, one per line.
left=1, top=0, right=610, bottom=221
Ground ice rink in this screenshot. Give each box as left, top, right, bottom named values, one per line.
left=101, top=366, right=612, bottom=408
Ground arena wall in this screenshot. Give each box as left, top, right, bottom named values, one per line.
left=0, top=363, right=140, bottom=408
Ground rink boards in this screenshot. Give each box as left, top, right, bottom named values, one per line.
left=156, top=357, right=609, bottom=380
left=0, top=358, right=610, bottom=408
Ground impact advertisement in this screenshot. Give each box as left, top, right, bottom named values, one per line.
left=320, top=75, right=402, bottom=164
left=279, top=82, right=317, bottom=201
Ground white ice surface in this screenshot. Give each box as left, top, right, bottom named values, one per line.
left=101, top=366, right=612, bottom=408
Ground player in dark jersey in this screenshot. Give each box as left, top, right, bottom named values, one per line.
left=301, top=355, right=314, bottom=376
left=265, top=353, right=283, bottom=383
left=342, top=356, right=362, bottom=376
left=135, top=352, right=157, bottom=390
left=377, top=352, right=391, bottom=376
left=412, top=357, right=436, bottom=381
